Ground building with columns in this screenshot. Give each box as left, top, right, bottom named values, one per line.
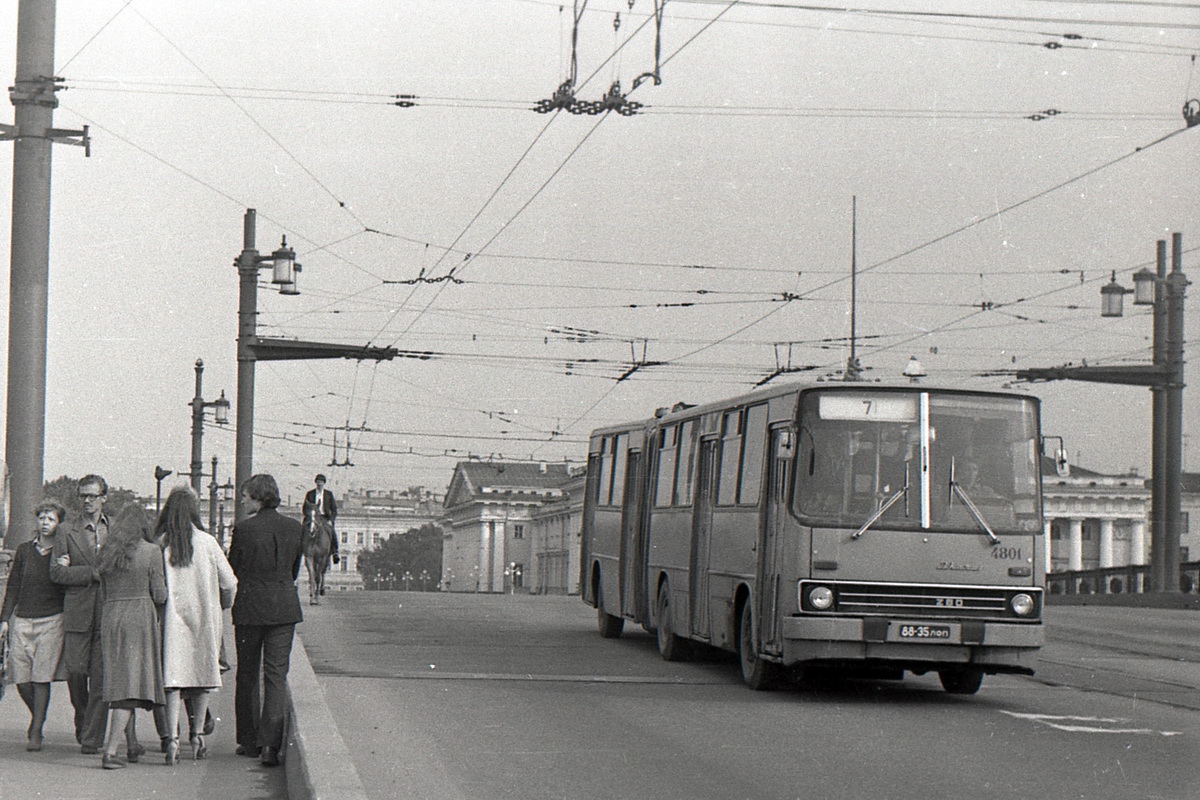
left=1042, top=461, right=1149, bottom=574
left=439, top=461, right=576, bottom=593
left=1042, top=459, right=1198, bottom=580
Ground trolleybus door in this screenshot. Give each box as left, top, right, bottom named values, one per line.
left=690, top=437, right=717, bottom=639
left=758, top=426, right=791, bottom=655
left=619, top=450, right=646, bottom=621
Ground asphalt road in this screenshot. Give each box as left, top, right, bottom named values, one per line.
left=298, top=593, right=1200, bottom=800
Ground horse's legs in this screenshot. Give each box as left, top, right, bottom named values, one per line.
left=306, top=557, right=319, bottom=605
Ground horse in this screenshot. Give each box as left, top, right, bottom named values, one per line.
left=303, top=516, right=334, bottom=605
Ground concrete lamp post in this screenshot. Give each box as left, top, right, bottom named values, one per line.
left=1017, top=233, right=1188, bottom=593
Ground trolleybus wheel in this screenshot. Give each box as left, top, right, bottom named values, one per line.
left=738, top=600, right=779, bottom=691
left=938, top=667, right=984, bottom=695
left=656, top=582, right=688, bottom=662
left=595, top=583, right=624, bottom=639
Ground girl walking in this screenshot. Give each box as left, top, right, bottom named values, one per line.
left=157, top=487, right=236, bottom=764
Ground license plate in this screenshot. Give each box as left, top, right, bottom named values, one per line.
left=895, top=624, right=952, bottom=640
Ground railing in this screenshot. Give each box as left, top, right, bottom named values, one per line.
left=1046, top=561, right=1200, bottom=596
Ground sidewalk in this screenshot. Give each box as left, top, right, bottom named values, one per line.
left=0, top=638, right=287, bottom=800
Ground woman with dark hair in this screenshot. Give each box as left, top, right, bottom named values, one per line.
left=158, top=487, right=236, bottom=765
left=97, top=505, right=166, bottom=770
left=0, top=499, right=68, bottom=751
left=228, top=473, right=303, bottom=767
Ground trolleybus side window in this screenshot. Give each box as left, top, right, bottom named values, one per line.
left=677, top=419, right=697, bottom=505
left=739, top=404, right=768, bottom=505
left=596, top=437, right=614, bottom=506
left=655, top=425, right=678, bottom=508
left=611, top=433, right=629, bottom=506
left=717, top=410, right=743, bottom=506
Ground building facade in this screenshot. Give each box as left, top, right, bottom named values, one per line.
left=440, top=462, right=578, bottom=594
left=526, top=471, right=584, bottom=595
left=1042, top=459, right=1198, bottom=584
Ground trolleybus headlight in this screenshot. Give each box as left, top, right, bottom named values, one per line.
left=808, top=585, right=834, bottom=611
left=1010, top=593, right=1036, bottom=617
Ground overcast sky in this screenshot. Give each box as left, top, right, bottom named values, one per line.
left=1, top=0, right=1197, bottom=503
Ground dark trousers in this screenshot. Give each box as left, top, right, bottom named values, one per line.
left=234, top=623, right=295, bottom=752
left=65, top=628, right=108, bottom=748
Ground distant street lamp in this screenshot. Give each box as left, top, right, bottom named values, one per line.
left=154, top=465, right=173, bottom=513
left=216, top=480, right=235, bottom=547
left=1018, top=232, right=1188, bottom=593
left=420, top=569, right=430, bottom=592
left=403, top=570, right=412, bottom=592
left=187, top=359, right=230, bottom=498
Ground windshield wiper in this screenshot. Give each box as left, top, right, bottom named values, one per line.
left=950, top=483, right=1000, bottom=544
left=851, top=482, right=908, bottom=540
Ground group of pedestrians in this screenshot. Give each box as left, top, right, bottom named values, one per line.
left=1, top=471, right=306, bottom=771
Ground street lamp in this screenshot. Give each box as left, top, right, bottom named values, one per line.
left=154, top=466, right=173, bottom=513
left=1017, top=232, right=1188, bottom=593
left=232, top=209, right=398, bottom=521
left=188, top=359, right=230, bottom=497
left=216, top=480, right=235, bottom=547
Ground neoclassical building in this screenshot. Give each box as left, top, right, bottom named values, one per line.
left=526, top=471, right=584, bottom=595
left=439, top=461, right=580, bottom=594
left=1042, top=459, right=1198, bottom=580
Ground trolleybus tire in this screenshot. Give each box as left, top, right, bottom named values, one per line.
left=656, top=582, right=689, bottom=662
left=597, top=608, right=624, bottom=638
left=595, top=583, right=624, bottom=639
left=938, top=667, right=984, bottom=695
left=738, top=600, right=779, bottom=691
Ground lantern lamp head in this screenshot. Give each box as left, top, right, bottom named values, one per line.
left=1131, top=267, right=1158, bottom=306
left=271, top=236, right=296, bottom=285
left=1100, top=271, right=1128, bottom=317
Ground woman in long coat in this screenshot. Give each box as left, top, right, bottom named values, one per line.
left=98, top=505, right=166, bottom=770
left=158, top=487, right=236, bottom=764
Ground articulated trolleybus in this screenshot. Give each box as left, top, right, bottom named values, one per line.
left=581, top=381, right=1045, bottom=694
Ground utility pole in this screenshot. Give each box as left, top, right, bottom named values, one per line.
left=208, top=455, right=219, bottom=533
left=234, top=209, right=398, bottom=520
left=1016, top=232, right=1187, bottom=593
left=188, top=358, right=229, bottom=496
left=1, top=0, right=88, bottom=548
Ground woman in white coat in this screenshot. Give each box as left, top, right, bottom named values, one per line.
left=157, top=487, right=236, bottom=765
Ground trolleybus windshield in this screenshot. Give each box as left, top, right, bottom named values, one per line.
left=793, top=390, right=1041, bottom=534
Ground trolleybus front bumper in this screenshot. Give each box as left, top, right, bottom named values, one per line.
left=781, top=616, right=1043, bottom=672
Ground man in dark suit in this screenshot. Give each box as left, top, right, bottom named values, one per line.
left=49, top=475, right=115, bottom=753
left=301, top=473, right=340, bottom=565
left=228, top=473, right=304, bottom=767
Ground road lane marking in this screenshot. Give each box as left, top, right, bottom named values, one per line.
left=1000, top=711, right=1181, bottom=736
left=319, top=668, right=736, bottom=685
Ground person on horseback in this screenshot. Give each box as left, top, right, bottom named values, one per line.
left=302, top=474, right=339, bottom=565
